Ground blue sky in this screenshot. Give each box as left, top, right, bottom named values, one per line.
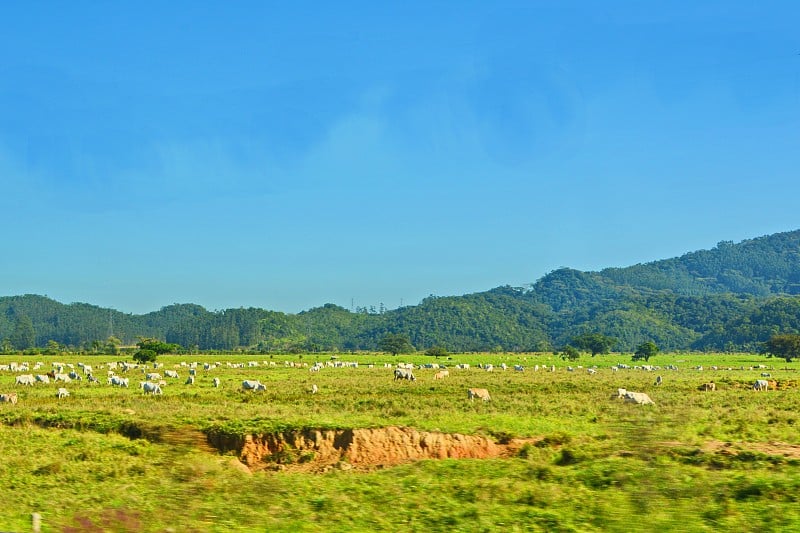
left=1, top=2, right=798, bottom=314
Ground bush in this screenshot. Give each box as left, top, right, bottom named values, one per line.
left=133, top=349, right=157, bottom=363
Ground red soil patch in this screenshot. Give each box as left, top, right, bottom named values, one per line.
left=209, top=427, right=538, bottom=472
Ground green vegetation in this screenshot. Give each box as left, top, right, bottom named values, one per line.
left=0, top=351, right=799, bottom=531
left=377, top=333, right=414, bottom=356
left=2, top=229, right=800, bottom=355
left=571, top=333, right=617, bottom=356
left=633, top=341, right=659, bottom=362
left=761, top=333, right=800, bottom=362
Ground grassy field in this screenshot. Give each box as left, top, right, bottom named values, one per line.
left=0, top=352, right=798, bottom=532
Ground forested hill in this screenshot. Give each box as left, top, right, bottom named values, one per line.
left=3, top=230, right=800, bottom=353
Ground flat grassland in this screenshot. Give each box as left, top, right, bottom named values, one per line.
left=1, top=352, right=799, bottom=532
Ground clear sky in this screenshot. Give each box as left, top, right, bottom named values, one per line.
left=1, top=2, right=798, bottom=314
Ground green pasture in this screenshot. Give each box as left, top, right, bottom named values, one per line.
left=0, top=352, right=798, bottom=531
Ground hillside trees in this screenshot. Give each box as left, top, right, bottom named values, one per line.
left=9, top=315, right=35, bottom=350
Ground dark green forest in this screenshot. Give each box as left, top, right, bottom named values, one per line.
left=3, top=230, right=800, bottom=354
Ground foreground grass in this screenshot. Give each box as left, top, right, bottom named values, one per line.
left=0, top=351, right=798, bottom=531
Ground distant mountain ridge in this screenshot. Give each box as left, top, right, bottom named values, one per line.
left=3, top=229, right=800, bottom=353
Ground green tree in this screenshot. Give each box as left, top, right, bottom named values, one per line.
left=105, top=336, right=123, bottom=355
left=761, top=334, right=800, bottom=363
left=571, top=333, right=617, bottom=356
left=9, top=315, right=35, bottom=350
left=133, top=349, right=157, bottom=364
left=425, top=345, right=449, bottom=358
left=561, top=345, right=580, bottom=361
left=378, top=333, right=414, bottom=356
left=44, top=340, right=62, bottom=355
left=632, top=341, right=659, bottom=362
left=0, top=338, right=13, bottom=354
left=133, top=337, right=181, bottom=363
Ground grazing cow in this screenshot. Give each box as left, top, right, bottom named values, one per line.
left=393, top=368, right=416, bottom=381
left=514, top=365, right=524, bottom=372
left=87, top=375, right=100, bottom=384
left=110, top=376, right=129, bottom=388
left=761, top=372, right=771, bottom=378
left=68, top=371, right=82, bottom=381
left=433, top=370, right=449, bottom=380
left=0, top=393, right=18, bottom=405
left=655, top=375, right=663, bottom=386
left=212, top=377, right=221, bottom=388
left=35, top=375, right=50, bottom=384
left=15, top=374, right=35, bottom=386
left=140, top=382, right=163, bottom=395
left=587, top=368, right=597, bottom=375
left=242, top=380, right=267, bottom=391
left=185, top=376, right=195, bottom=385
left=485, top=364, right=494, bottom=372
left=753, top=379, right=770, bottom=391
left=189, top=368, right=197, bottom=376
left=467, top=388, right=491, bottom=402
left=54, top=373, right=72, bottom=383
left=623, top=391, right=655, bottom=405
left=612, top=388, right=627, bottom=399
left=56, top=388, right=70, bottom=399
left=145, top=372, right=161, bottom=381
left=164, top=370, right=179, bottom=379
left=699, top=382, right=716, bottom=392
left=310, top=384, right=318, bottom=394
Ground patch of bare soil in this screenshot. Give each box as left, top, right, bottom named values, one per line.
left=208, top=426, right=539, bottom=472
left=701, top=440, right=800, bottom=458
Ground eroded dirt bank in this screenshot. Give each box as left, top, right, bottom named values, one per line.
left=207, top=426, right=532, bottom=470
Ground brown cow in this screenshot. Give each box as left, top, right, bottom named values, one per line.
left=0, top=392, right=18, bottom=405
left=467, top=388, right=491, bottom=402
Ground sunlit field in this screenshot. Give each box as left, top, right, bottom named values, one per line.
left=1, top=352, right=798, bottom=532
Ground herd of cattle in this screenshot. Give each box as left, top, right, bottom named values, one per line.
left=0, top=358, right=788, bottom=408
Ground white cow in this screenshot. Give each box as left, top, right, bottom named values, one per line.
left=467, top=388, right=492, bottom=402
left=185, top=376, right=195, bottom=385
left=310, top=384, right=319, bottom=394
left=753, top=379, right=770, bottom=391
left=56, top=388, right=70, bottom=399
left=242, top=380, right=266, bottom=391
left=623, top=391, right=655, bottom=405
left=35, top=375, right=50, bottom=384
left=110, top=376, right=129, bottom=388
left=164, top=370, right=179, bottom=379
left=212, top=377, right=221, bottom=388
left=140, top=382, right=163, bottom=395
left=146, top=372, right=161, bottom=381
left=15, top=374, right=35, bottom=386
